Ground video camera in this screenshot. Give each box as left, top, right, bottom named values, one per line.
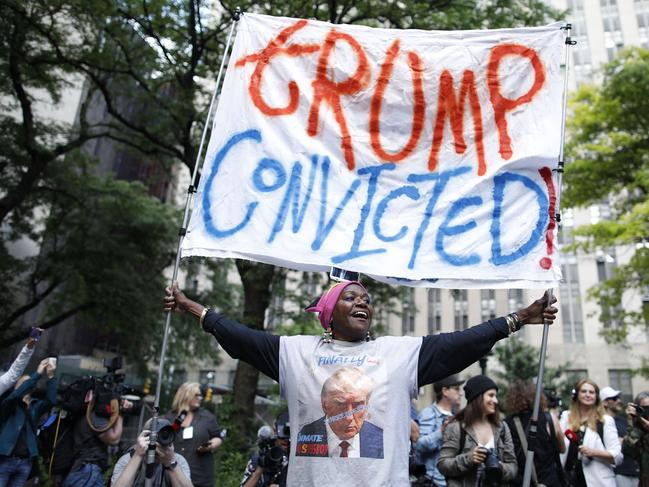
left=92, top=357, right=140, bottom=417
left=257, top=425, right=288, bottom=477
left=544, top=387, right=562, bottom=409
left=58, top=356, right=140, bottom=418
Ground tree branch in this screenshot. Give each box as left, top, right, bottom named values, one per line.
left=0, top=301, right=96, bottom=349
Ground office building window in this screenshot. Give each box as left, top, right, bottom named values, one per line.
left=558, top=209, right=574, bottom=245
left=560, top=257, right=585, bottom=343
left=427, top=289, right=442, bottom=334
left=596, top=249, right=620, bottom=330
left=454, top=290, right=469, bottom=331
left=568, top=0, right=592, bottom=84
left=402, top=288, right=415, bottom=335
left=636, top=0, right=649, bottom=47
left=507, top=289, right=524, bottom=313
left=609, top=369, right=633, bottom=403
left=481, top=290, right=496, bottom=322
left=601, top=0, right=624, bottom=60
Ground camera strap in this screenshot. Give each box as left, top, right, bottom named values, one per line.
left=513, top=416, right=539, bottom=485
left=85, top=396, right=119, bottom=433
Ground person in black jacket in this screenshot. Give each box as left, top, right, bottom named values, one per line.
left=504, top=379, right=566, bottom=486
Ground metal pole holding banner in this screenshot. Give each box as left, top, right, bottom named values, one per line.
left=521, top=23, right=575, bottom=487
left=145, top=8, right=241, bottom=486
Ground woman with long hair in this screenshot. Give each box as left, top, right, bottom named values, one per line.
left=164, top=382, right=223, bottom=487
left=504, top=379, right=566, bottom=486
left=438, top=375, right=517, bottom=486
left=560, top=378, right=621, bottom=487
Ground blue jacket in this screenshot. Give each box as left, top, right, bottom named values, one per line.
left=416, top=403, right=452, bottom=486
left=0, top=372, right=57, bottom=458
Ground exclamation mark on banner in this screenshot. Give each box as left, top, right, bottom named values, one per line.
left=538, top=167, right=556, bottom=270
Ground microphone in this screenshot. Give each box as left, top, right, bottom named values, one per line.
left=564, top=429, right=579, bottom=444
left=171, top=410, right=187, bottom=432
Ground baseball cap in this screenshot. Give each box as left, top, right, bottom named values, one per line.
left=433, top=374, right=465, bottom=394
left=600, top=386, right=621, bottom=402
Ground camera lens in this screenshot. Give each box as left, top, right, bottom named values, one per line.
left=155, top=420, right=176, bottom=446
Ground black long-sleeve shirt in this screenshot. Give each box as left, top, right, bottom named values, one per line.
left=202, top=312, right=509, bottom=385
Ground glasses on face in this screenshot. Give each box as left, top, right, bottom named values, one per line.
left=194, top=394, right=204, bottom=400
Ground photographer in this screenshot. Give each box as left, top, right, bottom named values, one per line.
left=241, top=413, right=290, bottom=487
left=111, top=419, right=192, bottom=487
left=61, top=358, right=134, bottom=487
left=438, top=375, right=517, bottom=487
left=0, top=358, right=57, bottom=487
left=622, top=392, right=649, bottom=487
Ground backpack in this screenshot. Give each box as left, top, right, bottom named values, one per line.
left=38, top=410, right=76, bottom=478
left=38, top=377, right=95, bottom=478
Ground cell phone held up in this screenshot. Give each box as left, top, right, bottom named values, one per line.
left=29, top=327, right=42, bottom=341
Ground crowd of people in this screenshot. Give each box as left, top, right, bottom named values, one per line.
left=413, top=375, right=649, bottom=487
left=0, top=278, right=647, bottom=486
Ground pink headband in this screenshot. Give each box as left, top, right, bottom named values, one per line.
left=305, top=281, right=366, bottom=330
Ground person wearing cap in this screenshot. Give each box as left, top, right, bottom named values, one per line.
left=415, top=374, right=464, bottom=486
left=601, top=386, right=639, bottom=487
left=438, top=375, right=516, bottom=486
left=560, top=378, right=622, bottom=487
left=164, top=281, right=556, bottom=486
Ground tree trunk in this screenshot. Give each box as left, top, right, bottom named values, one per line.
left=231, top=259, right=276, bottom=443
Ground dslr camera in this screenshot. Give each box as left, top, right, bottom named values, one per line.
left=632, top=404, right=649, bottom=422
left=152, top=418, right=176, bottom=446
left=544, top=387, right=562, bottom=409
left=477, top=447, right=502, bottom=486
left=258, top=435, right=286, bottom=476
left=256, top=416, right=289, bottom=478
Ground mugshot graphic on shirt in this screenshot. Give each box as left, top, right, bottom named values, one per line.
left=295, top=361, right=385, bottom=459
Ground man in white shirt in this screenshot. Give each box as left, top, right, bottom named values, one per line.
left=416, top=374, right=464, bottom=486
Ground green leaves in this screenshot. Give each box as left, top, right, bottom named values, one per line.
left=565, top=47, right=649, bottom=343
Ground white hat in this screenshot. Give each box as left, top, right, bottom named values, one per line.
left=600, top=386, right=621, bottom=402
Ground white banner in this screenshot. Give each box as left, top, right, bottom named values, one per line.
left=182, top=13, right=565, bottom=288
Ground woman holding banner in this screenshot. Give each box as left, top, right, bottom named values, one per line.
left=164, top=280, right=556, bottom=486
